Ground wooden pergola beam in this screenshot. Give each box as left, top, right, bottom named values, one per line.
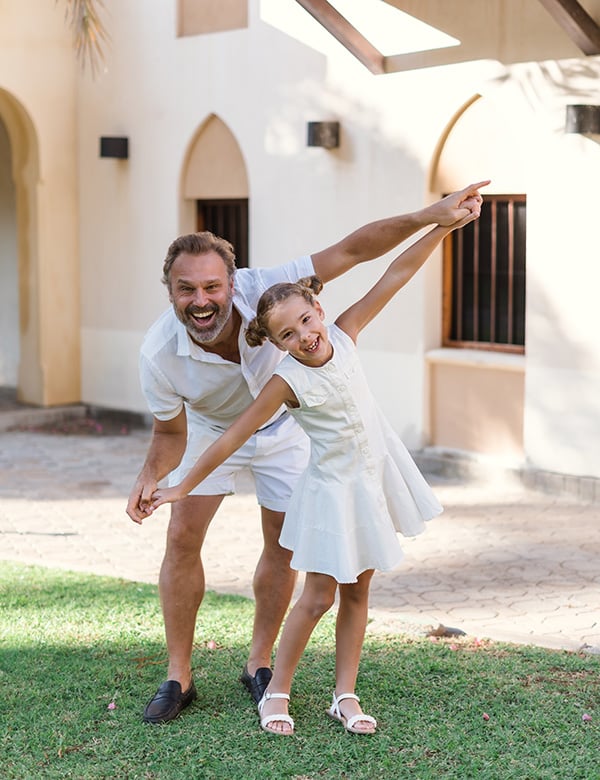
left=295, top=0, right=600, bottom=75
left=536, top=0, right=600, bottom=55
left=294, top=0, right=385, bottom=74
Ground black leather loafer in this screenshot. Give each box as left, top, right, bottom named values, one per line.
left=240, top=665, right=273, bottom=704
left=143, top=679, right=197, bottom=724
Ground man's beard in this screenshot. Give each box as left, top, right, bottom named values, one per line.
left=176, top=294, right=234, bottom=345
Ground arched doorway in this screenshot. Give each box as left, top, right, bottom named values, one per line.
left=180, top=114, right=250, bottom=266
left=0, top=115, right=19, bottom=396
left=0, top=88, right=43, bottom=406
left=0, top=88, right=80, bottom=407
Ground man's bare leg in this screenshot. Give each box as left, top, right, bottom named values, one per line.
left=159, top=493, right=225, bottom=687
left=144, top=494, right=225, bottom=723
left=245, top=507, right=296, bottom=676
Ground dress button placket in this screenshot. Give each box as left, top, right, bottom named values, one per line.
left=335, top=364, right=375, bottom=477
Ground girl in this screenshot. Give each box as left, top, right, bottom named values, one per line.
left=151, top=212, right=479, bottom=736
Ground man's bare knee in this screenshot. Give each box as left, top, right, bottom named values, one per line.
left=164, top=494, right=224, bottom=562
left=260, top=507, right=285, bottom=544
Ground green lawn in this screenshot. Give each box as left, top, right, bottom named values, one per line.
left=1, top=561, right=598, bottom=780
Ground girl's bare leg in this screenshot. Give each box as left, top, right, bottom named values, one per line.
left=334, top=569, right=376, bottom=733
left=260, top=572, right=338, bottom=733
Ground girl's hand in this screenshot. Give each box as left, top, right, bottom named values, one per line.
left=151, top=485, right=188, bottom=508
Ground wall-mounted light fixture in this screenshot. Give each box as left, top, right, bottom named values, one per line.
left=99, top=136, right=129, bottom=159
left=565, top=105, right=600, bottom=137
left=307, top=121, right=340, bottom=149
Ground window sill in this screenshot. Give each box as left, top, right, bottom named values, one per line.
left=425, top=348, right=525, bottom=373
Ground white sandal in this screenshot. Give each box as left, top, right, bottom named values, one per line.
left=327, top=691, right=377, bottom=734
left=258, top=691, right=294, bottom=735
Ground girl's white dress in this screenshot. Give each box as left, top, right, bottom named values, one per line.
left=274, top=324, right=442, bottom=583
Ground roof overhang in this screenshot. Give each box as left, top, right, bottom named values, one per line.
left=294, top=0, right=600, bottom=73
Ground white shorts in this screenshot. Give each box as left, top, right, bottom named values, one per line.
left=168, top=414, right=310, bottom=513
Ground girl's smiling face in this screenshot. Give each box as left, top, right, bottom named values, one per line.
left=267, top=295, right=332, bottom=366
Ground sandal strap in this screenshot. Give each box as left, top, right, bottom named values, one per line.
left=345, top=713, right=377, bottom=730
left=261, top=713, right=295, bottom=730
left=258, top=691, right=290, bottom=715
left=334, top=692, right=360, bottom=705
left=259, top=692, right=295, bottom=732
left=332, top=692, right=359, bottom=714
left=264, top=692, right=290, bottom=701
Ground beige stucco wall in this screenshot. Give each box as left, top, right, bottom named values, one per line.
left=429, top=58, right=600, bottom=477
left=74, top=1, right=600, bottom=475
left=525, top=127, right=600, bottom=477
left=77, top=0, right=501, bottom=443
left=0, top=0, right=80, bottom=405
left=3, top=0, right=600, bottom=478
left=182, top=115, right=249, bottom=201
left=178, top=0, right=248, bottom=36
left=426, top=80, right=531, bottom=463
left=427, top=350, right=525, bottom=459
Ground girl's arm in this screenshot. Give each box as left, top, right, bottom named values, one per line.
left=151, top=376, right=295, bottom=508
left=335, top=212, right=477, bottom=342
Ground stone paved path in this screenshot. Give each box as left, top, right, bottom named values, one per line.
left=1, top=424, right=599, bottom=651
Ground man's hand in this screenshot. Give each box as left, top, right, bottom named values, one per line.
left=125, top=410, right=188, bottom=525
left=126, top=473, right=159, bottom=524
left=426, top=180, right=490, bottom=227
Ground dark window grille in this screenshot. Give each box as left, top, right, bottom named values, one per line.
left=443, top=195, right=526, bottom=353
left=197, top=199, right=249, bottom=268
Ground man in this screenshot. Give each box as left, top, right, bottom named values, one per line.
left=126, top=182, right=487, bottom=724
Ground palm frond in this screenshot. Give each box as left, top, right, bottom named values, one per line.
left=61, top=0, right=109, bottom=77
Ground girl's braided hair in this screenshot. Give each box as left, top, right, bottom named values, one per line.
left=245, top=275, right=324, bottom=347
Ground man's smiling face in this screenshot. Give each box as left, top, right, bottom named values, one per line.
left=169, top=251, right=234, bottom=345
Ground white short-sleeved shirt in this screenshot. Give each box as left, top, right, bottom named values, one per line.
left=139, top=255, right=314, bottom=433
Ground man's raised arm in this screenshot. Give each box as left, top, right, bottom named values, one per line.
left=312, top=180, right=489, bottom=283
